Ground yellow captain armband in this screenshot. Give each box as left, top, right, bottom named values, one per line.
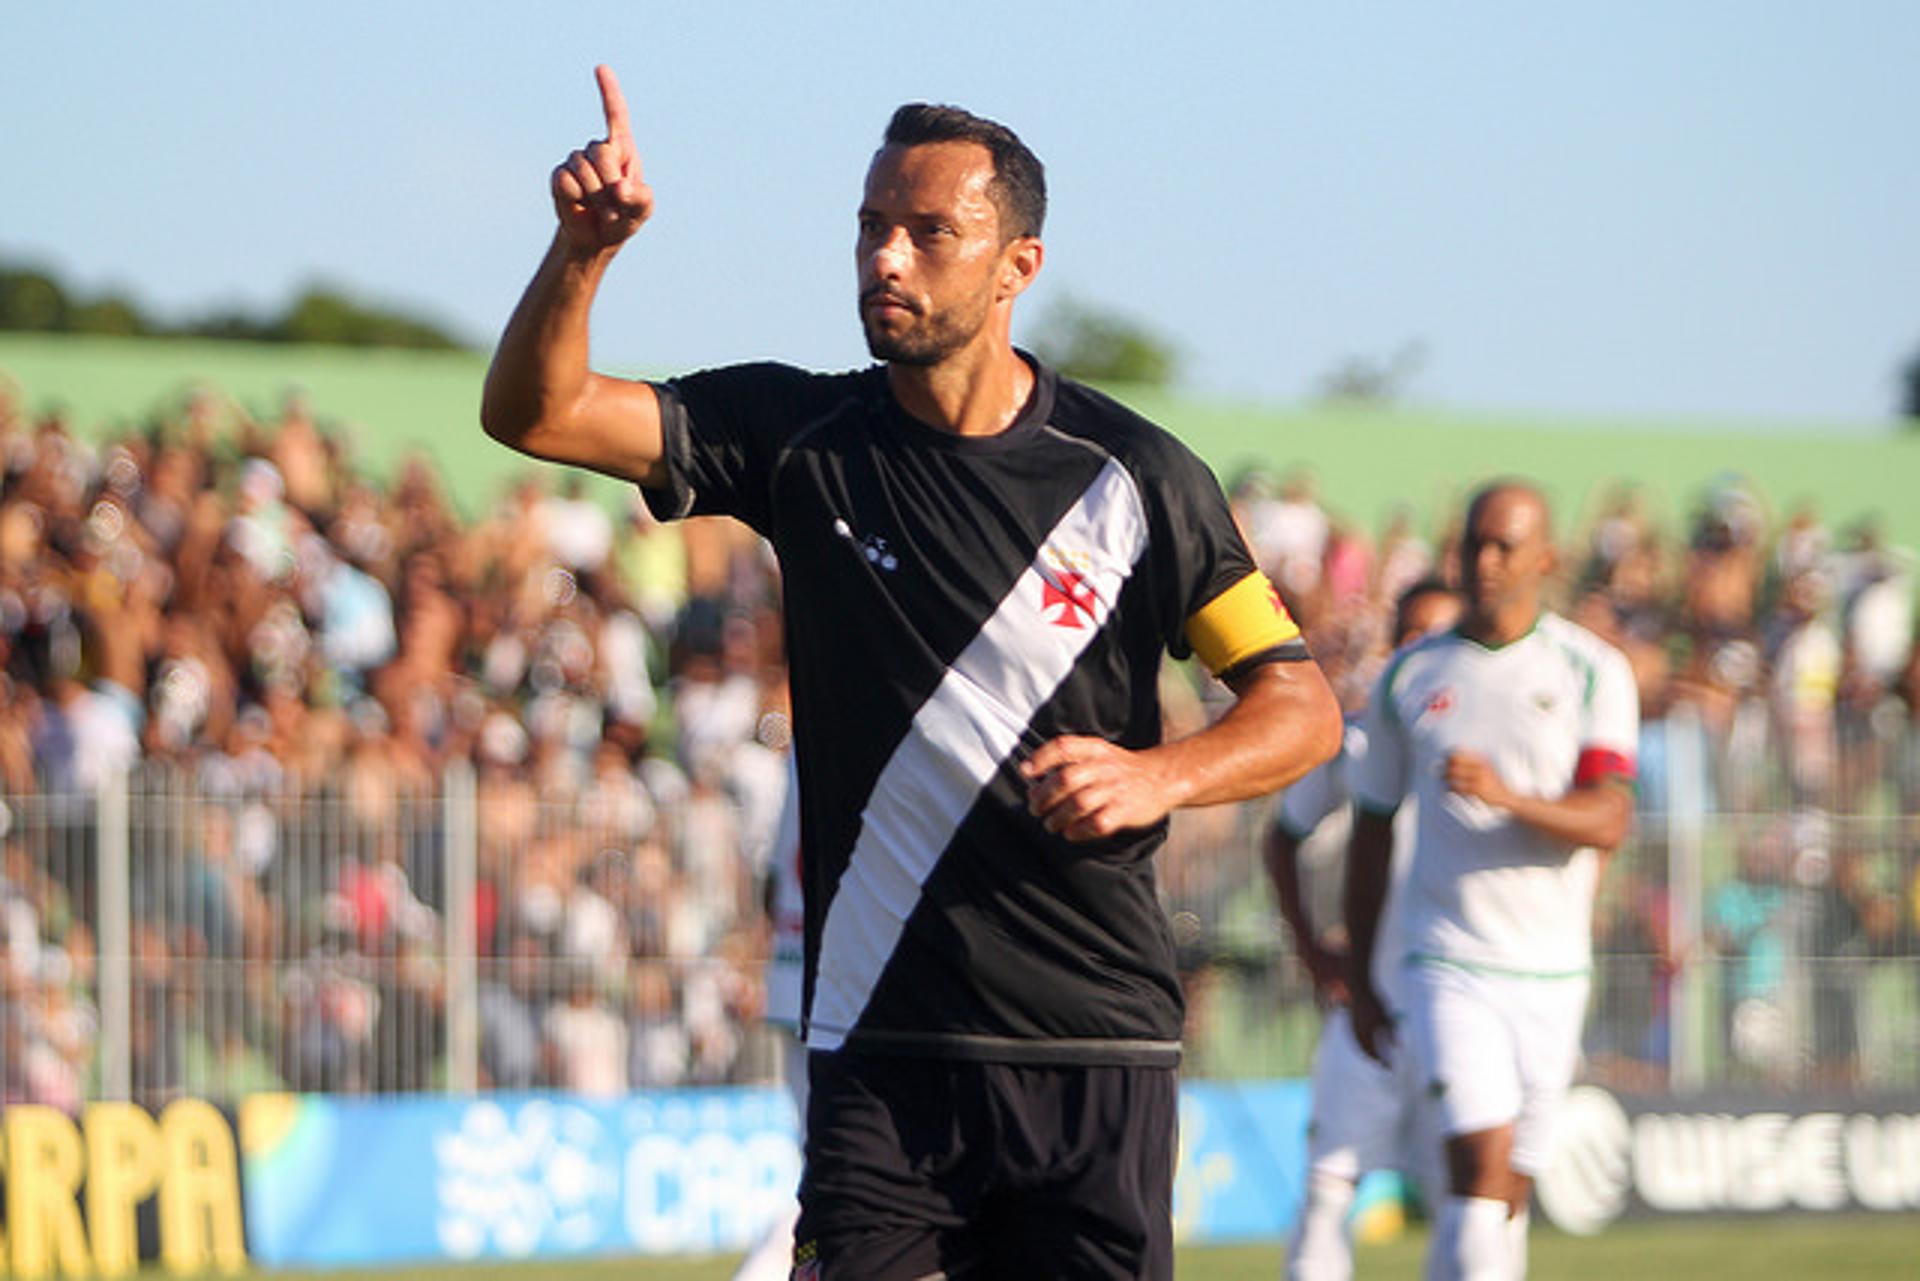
left=1185, top=570, right=1304, bottom=678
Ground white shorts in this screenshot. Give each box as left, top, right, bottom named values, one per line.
left=1305, top=1005, right=1430, bottom=1183
left=1401, top=960, right=1590, bottom=1176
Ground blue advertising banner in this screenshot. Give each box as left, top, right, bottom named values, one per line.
left=240, top=1081, right=1319, bottom=1268
left=241, top=1089, right=803, bottom=1266
left=1174, top=1081, right=1313, bottom=1242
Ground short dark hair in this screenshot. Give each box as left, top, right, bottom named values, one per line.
left=1393, top=576, right=1459, bottom=644
left=883, top=104, right=1046, bottom=241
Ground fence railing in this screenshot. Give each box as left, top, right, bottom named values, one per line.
left=2, top=702, right=1916, bottom=1110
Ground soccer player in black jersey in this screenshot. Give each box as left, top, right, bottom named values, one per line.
left=484, top=65, right=1342, bottom=1281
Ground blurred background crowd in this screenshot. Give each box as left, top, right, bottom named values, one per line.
left=1, top=381, right=1917, bottom=1113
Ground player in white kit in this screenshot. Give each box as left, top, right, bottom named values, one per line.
left=1345, top=484, right=1637, bottom=1281
left=1268, top=581, right=1461, bottom=1281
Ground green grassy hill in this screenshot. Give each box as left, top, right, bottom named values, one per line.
left=4, top=334, right=1914, bottom=550
left=0, top=334, right=523, bottom=521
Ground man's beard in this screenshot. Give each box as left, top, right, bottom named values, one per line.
left=859, top=289, right=988, bottom=366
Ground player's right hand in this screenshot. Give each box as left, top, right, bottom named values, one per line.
left=1300, top=941, right=1350, bottom=1008
left=1305, top=937, right=1351, bottom=1006
left=1349, top=983, right=1395, bottom=1066
left=551, top=65, right=655, bottom=255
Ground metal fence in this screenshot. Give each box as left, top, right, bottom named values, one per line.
left=2, top=703, right=1917, bottom=1110
left=0, top=759, right=778, bottom=1110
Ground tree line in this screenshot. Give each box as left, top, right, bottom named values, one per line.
left=0, top=261, right=466, bottom=351
left=7, top=257, right=1914, bottom=424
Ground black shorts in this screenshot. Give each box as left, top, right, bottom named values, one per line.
left=792, top=1051, right=1176, bottom=1281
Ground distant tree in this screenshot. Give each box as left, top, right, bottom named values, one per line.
left=1028, top=295, right=1179, bottom=387
left=0, top=266, right=71, bottom=332
left=0, top=258, right=466, bottom=350
left=68, top=294, right=149, bottom=337
left=185, top=309, right=280, bottom=343
left=1314, top=340, right=1427, bottom=405
left=272, top=285, right=462, bottom=350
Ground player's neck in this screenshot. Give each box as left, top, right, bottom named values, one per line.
left=887, top=339, right=1034, bottom=438
left=1458, top=603, right=1542, bottom=648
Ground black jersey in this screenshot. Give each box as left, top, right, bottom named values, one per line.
left=644, top=355, right=1304, bottom=1066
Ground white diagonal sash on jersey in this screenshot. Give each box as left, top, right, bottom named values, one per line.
left=807, top=457, right=1149, bottom=1049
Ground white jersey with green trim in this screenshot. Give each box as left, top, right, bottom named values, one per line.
left=1351, top=613, right=1638, bottom=976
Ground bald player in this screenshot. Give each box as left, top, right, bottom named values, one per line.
left=1344, top=483, right=1636, bottom=1281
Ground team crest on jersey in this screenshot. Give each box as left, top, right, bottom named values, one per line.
left=1422, top=688, right=1456, bottom=718
left=1532, top=691, right=1558, bottom=713
left=792, top=1238, right=820, bottom=1279
left=1042, top=569, right=1100, bottom=629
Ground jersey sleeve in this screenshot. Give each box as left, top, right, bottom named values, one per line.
left=1575, top=642, right=1640, bottom=787
left=642, top=362, right=835, bottom=536
left=1350, top=663, right=1410, bottom=815
left=1140, top=436, right=1305, bottom=677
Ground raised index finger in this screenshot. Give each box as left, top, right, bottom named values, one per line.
left=595, top=64, right=632, bottom=142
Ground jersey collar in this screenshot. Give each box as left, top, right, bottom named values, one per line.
left=1451, top=613, right=1544, bottom=651
left=874, top=350, right=1057, bottom=453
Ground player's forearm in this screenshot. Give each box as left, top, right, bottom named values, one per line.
left=1150, top=661, right=1341, bottom=811
left=1263, top=827, right=1316, bottom=955
left=482, top=235, right=615, bottom=458
left=481, top=236, right=667, bottom=485
left=1343, top=812, right=1394, bottom=993
left=1502, top=783, right=1634, bottom=852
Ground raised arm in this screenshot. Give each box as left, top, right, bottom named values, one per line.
left=1022, top=659, right=1341, bottom=842
left=481, top=65, right=667, bottom=486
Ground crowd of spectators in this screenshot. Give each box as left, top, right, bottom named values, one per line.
left=2, top=380, right=1917, bottom=1111
left=0, top=379, right=790, bottom=1107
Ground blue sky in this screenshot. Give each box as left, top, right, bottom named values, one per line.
left=5, top=2, right=1917, bottom=426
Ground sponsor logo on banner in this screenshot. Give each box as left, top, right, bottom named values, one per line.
left=1535, top=1088, right=1634, bottom=1234
left=0, top=1099, right=249, bottom=1279
left=435, top=1100, right=620, bottom=1258
left=1537, top=1087, right=1920, bottom=1234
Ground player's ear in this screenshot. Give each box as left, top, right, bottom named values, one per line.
left=998, top=236, right=1043, bottom=302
